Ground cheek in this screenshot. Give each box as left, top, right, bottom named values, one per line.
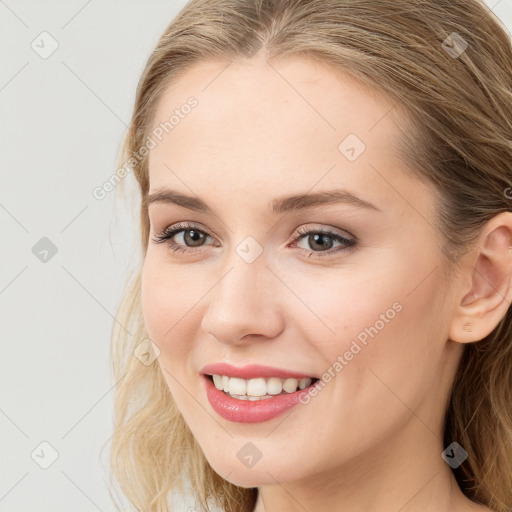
left=327, top=267, right=446, bottom=420
left=285, top=270, right=398, bottom=355
left=140, top=253, right=193, bottom=357
left=284, top=266, right=446, bottom=459
left=140, top=253, right=202, bottom=410
left=298, top=262, right=443, bottom=392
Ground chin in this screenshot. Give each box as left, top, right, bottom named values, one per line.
left=205, top=455, right=301, bottom=488
left=217, top=470, right=275, bottom=488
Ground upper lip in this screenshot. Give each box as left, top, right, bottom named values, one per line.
left=200, top=362, right=318, bottom=380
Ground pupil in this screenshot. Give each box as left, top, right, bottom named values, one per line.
left=185, top=229, right=204, bottom=246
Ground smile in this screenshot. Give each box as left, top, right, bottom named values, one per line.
left=209, top=374, right=316, bottom=399
left=203, top=374, right=320, bottom=423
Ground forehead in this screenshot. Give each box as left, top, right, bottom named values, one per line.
left=146, top=55, right=432, bottom=220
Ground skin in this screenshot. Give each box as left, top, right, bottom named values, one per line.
left=140, top=51, right=512, bottom=512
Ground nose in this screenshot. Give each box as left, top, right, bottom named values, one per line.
left=200, top=257, right=285, bottom=345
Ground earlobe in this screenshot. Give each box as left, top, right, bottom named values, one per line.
left=449, top=213, right=512, bottom=344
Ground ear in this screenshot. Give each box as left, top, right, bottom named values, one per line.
left=449, top=212, right=512, bottom=344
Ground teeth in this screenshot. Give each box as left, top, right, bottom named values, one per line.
left=210, top=374, right=313, bottom=397
left=283, top=378, right=299, bottom=393
left=247, top=377, right=267, bottom=396
left=213, top=374, right=223, bottom=389
left=266, top=377, right=283, bottom=395
left=298, top=378, right=309, bottom=389
left=228, top=377, right=247, bottom=396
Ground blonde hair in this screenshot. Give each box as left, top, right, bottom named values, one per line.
left=109, top=1, right=512, bottom=511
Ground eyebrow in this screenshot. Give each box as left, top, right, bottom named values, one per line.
left=144, top=188, right=382, bottom=214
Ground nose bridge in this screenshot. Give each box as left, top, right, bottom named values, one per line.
left=214, top=230, right=271, bottom=308
left=201, top=248, right=284, bottom=343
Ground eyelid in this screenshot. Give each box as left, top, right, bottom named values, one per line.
left=293, top=223, right=355, bottom=241
left=153, top=221, right=217, bottom=241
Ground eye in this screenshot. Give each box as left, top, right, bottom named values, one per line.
left=151, top=222, right=357, bottom=258
left=289, top=225, right=357, bottom=258
left=151, top=222, right=215, bottom=254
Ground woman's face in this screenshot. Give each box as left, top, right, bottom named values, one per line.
left=141, top=54, right=463, bottom=488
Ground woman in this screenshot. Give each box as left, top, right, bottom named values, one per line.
left=109, top=1, right=512, bottom=511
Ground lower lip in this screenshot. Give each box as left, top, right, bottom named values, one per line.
left=203, top=375, right=314, bottom=423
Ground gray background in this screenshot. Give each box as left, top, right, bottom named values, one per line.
left=1, top=1, right=511, bottom=511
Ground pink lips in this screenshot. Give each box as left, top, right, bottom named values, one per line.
left=200, top=362, right=317, bottom=380
left=200, top=363, right=319, bottom=423
left=202, top=374, right=313, bottom=423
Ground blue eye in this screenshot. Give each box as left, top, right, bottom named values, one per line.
left=152, top=222, right=357, bottom=258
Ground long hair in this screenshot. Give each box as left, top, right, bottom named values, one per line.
left=108, top=1, right=512, bottom=511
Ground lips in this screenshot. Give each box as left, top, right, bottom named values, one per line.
left=200, top=362, right=318, bottom=380
left=203, top=374, right=316, bottom=423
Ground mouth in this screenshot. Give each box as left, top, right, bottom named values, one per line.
left=204, top=373, right=321, bottom=401
left=202, top=372, right=321, bottom=423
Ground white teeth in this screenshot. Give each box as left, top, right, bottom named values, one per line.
left=266, top=377, right=283, bottom=395
left=212, top=374, right=223, bottom=389
left=246, top=378, right=267, bottom=396
left=228, top=377, right=247, bottom=396
left=210, top=374, right=313, bottom=398
left=282, top=378, right=299, bottom=393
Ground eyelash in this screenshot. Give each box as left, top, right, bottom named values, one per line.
left=151, top=221, right=357, bottom=258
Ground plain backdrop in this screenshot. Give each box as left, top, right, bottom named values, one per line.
left=0, top=1, right=511, bottom=511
